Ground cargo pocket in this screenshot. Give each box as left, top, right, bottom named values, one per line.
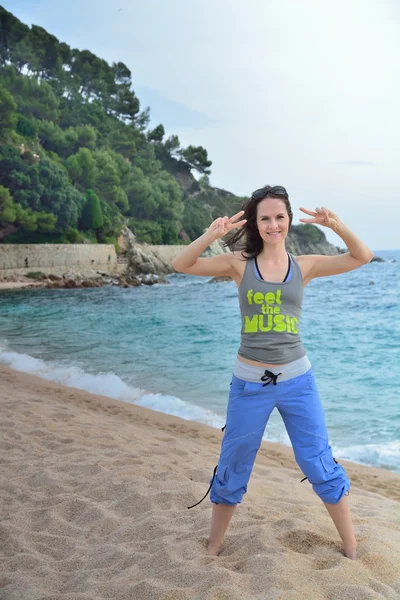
left=319, top=448, right=338, bottom=475
left=216, top=463, right=229, bottom=485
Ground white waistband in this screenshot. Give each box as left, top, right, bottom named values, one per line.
left=233, top=355, right=311, bottom=383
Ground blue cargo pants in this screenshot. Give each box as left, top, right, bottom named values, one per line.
left=207, top=369, right=350, bottom=506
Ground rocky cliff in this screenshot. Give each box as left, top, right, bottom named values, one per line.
left=118, top=227, right=343, bottom=276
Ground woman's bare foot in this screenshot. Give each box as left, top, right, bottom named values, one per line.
left=207, top=538, right=223, bottom=556
left=343, top=541, right=357, bottom=560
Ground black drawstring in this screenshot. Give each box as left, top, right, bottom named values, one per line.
left=187, top=424, right=226, bottom=509
left=261, top=369, right=282, bottom=386
left=187, top=465, right=217, bottom=509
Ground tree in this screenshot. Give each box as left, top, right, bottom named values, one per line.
left=0, top=8, right=222, bottom=246
left=179, top=145, right=212, bottom=174
left=164, top=134, right=181, bottom=157
left=81, top=189, right=103, bottom=233
left=0, top=7, right=30, bottom=66
left=0, top=85, right=17, bottom=139
left=147, top=124, right=165, bottom=143
left=66, top=148, right=98, bottom=189
left=0, top=184, right=57, bottom=240
left=16, top=114, right=38, bottom=138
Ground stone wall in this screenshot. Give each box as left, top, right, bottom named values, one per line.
left=0, top=244, right=127, bottom=278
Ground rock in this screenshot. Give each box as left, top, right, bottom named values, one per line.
left=124, top=276, right=141, bottom=287
left=208, top=276, right=233, bottom=283
left=81, top=279, right=104, bottom=288
left=139, top=273, right=169, bottom=286
left=117, top=226, right=174, bottom=275
left=371, top=256, right=385, bottom=263
left=46, top=280, right=65, bottom=289
left=47, top=274, right=62, bottom=281
left=203, top=237, right=231, bottom=257
left=64, top=279, right=78, bottom=288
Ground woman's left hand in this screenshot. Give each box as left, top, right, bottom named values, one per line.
left=299, top=206, right=341, bottom=230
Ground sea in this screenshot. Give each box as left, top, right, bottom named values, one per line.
left=0, top=250, right=399, bottom=473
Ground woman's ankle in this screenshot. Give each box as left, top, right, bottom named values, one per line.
left=343, top=539, right=357, bottom=560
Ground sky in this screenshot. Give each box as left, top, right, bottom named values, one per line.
left=4, top=0, right=400, bottom=250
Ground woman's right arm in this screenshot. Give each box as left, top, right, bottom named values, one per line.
left=171, top=212, right=246, bottom=277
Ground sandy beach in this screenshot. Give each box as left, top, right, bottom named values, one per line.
left=0, top=279, right=44, bottom=290
left=1, top=365, right=399, bottom=600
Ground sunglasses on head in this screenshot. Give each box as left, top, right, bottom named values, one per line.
left=251, top=185, right=288, bottom=201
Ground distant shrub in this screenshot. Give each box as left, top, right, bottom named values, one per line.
left=26, top=271, right=45, bottom=279
left=291, top=224, right=326, bottom=243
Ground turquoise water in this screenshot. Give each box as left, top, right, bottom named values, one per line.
left=0, top=250, right=399, bottom=472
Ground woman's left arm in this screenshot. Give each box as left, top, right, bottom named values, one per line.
left=297, top=206, right=374, bottom=281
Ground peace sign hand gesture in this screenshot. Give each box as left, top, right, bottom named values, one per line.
left=299, top=206, right=341, bottom=230
left=207, top=210, right=247, bottom=241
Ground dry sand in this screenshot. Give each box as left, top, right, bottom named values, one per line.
left=1, top=365, right=399, bottom=600
left=0, top=280, right=43, bottom=290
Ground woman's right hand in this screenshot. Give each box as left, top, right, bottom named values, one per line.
left=206, top=210, right=247, bottom=241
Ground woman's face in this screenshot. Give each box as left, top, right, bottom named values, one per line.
left=256, top=197, right=290, bottom=244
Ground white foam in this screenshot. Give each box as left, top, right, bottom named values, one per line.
left=334, top=441, right=400, bottom=472
left=0, top=344, right=398, bottom=473
left=0, top=345, right=225, bottom=430
left=136, top=393, right=225, bottom=429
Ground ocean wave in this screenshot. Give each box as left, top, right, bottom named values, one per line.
left=0, top=343, right=398, bottom=474
left=0, top=344, right=226, bottom=430
left=334, top=441, right=400, bottom=473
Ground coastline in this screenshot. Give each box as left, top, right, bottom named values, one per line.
left=1, top=363, right=400, bottom=599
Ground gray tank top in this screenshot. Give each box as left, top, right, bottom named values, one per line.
left=238, top=254, right=306, bottom=364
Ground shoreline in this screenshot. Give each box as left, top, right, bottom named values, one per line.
left=2, top=363, right=400, bottom=599
left=0, top=271, right=168, bottom=290
left=0, top=278, right=45, bottom=289
left=2, top=363, right=400, bottom=495
left=2, top=354, right=399, bottom=476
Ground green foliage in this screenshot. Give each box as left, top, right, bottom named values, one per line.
left=128, top=217, right=183, bottom=244
left=181, top=197, right=211, bottom=240
left=0, top=85, right=17, bottom=138
left=0, top=184, right=57, bottom=240
left=179, top=145, right=212, bottom=174
left=65, top=227, right=84, bottom=243
left=11, top=76, right=60, bottom=121
left=291, top=223, right=326, bottom=243
left=16, top=114, right=38, bottom=138
left=81, top=189, right=103, bottom=231
left=128, top=219, right=163, bottom=244
left=66, top=148, right=98, bottom=189
left=26, top=271, right=45, bottom=279
left=0, top=185, right=16, bottom=222
left=0, top=145, right=83, bottom=232
left=0, top=7, right=291, bottom=248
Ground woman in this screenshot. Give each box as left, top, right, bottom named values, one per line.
left=171, top=185, right=373, bottom=560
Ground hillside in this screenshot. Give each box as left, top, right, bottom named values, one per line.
left=0, top=7, right=338, bottom=254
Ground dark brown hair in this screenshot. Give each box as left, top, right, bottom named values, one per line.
left=224, top=190, right=293, bottom=259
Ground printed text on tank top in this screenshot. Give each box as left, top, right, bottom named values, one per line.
left=237, top=254, right=306, bottom=364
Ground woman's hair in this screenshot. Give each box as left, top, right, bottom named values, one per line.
left=224, top=188, right=293, bottom=259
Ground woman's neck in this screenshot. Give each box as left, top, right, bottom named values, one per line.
left=258, top=243, right=287, bottom=264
